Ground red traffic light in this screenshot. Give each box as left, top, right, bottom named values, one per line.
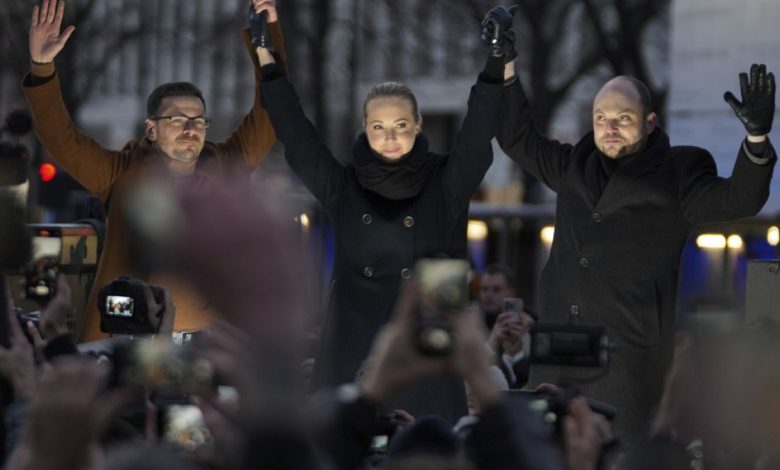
left=39, top=162, right=57, bottom=182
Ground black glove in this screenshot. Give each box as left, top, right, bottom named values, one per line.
left=249, top=4, right=272, bottom=50
left=723, top=63, right=775, bottom=136
left=480, top=5, right=519, bottom=63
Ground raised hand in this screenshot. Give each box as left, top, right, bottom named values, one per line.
left=0, top=289, right=37, bottom=401
left=29, top=0, right=75, bottom=64
left=724, top=63, right=776, bottom=137
left=480, top=5, right=519, bottom=63
left=249, top=0, right=277, bottom=50
left=251, top=0, right=277, bottom=23
left=7, top=358, right=128, bottom=470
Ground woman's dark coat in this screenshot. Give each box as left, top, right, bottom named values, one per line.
left=261, top=66, right=503, bottom=421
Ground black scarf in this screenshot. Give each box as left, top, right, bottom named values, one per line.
left=588, top=129, right=661, bottom=197
left=352, top=132, right=435, bottom=200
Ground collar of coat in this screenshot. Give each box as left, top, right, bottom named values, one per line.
left=578, top=127, right=671, bottom=205
left=350, top=132, right=437, bottom=200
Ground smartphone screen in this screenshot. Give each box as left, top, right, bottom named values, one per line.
left=503, top=297, right=524, bottom=316
left=370, top=434, right=389, bottom=453
left=25, top=233, right=62, bottom=300
left=161, top=404, right=212, bottom=452
left=415, top=258, right=470, bottom=313
left=31, top=235, right=62, bottom=262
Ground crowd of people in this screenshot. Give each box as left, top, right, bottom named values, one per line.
left=1, top=0, right=778, bottom=468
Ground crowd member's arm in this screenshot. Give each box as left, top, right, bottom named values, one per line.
left=216, top=0, right=288, bottom=168
left=681, top=64, right=776, bottom=224
left=23, top=0, right=127, bottom=199
left=5, top=358, right=127, bottom=470
left=318, top=281, right=529, bottom=470
left=255, top=39, right=345, bottom=207
left=26, top=275, right=78, bottom=362
left=563, top=397, right=612, bottom=470
left=0, top=287, right=37, bottom=464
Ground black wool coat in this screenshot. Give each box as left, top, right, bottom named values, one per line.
left=261, top=72, right=503, bottom=421
left=497, top=79, right=775, bottom=438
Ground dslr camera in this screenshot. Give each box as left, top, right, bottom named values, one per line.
left=99, top=276, right=165, bottom=335
left=414, top=258, right=470, bottom=356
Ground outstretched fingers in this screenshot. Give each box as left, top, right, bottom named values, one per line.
left=31, top=4, right=39, bottom=27
left=53, top=0, right=66, bottom=31
left=46, top=0, right=57, bottom=24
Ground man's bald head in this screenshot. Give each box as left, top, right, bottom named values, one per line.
left=595, top=76, right=653, bottom=117
left=592, top=76, right=657, bottom=159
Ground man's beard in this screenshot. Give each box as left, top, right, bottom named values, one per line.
left=613, top=134, right=648, bottom=158
left=169, top=138, right=202, bottom=163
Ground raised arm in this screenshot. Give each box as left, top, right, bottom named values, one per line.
left=496, top=61, right=576, bottom=193
left=439, top=6, right=516, bottom=214
left=23, top=0, right=126, bottom=198
left=441, top=57, right=505, bottom=215
left=215, top=0, right=288, bottom=168
left=253, top=29, right=345, bottom=206
left=682, top=65, right=776, bottom=224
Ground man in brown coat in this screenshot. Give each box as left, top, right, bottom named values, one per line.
left=24, top=0, right=286, bottom=341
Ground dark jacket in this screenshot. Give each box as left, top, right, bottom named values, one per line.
left=497, top=79, right=775, bottom=438
left=261, top=63, right=503, bottom=421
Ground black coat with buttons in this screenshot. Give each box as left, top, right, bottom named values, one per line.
left=261, top=71, right=503, bottom=421
left=498, top=79, right=775, bottom=438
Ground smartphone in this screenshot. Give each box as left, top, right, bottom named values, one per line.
left=503, top=297, right=524, bottom=320
left=158, top=402, right=212, bottom=452
left=415, top=258, right=470, bottom=313
left=24, top=230, right=62, bottom=301
left=414, top=258, right=470, bottom=356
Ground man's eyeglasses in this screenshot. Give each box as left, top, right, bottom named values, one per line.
left=151, top=115, right=211, bottom=129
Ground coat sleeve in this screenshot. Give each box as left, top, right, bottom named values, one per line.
left=496, top=79, right=576, bottom=193
left=22, top=63, right=128, bottom=199
left=214, top=23, right=288, bottom=167
left=259, top=70, right=344, bottom=206
left=441, top=75, right=504, bottom=216
left=679, top=140, right=776, bottom=224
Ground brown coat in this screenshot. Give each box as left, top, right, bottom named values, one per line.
left=23, top=26, right=286, bottom=341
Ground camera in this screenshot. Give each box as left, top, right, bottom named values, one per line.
left=506, top=387, right=617, bottom=440
left=110, top=339, right=215, bottom=395
left=414, top=258, right=470, bottom=356
left=23, top=229, right=62, bottom=301
left=529, top=323, right=610, bottom=368
left=99, top=276, right=165, bottom=335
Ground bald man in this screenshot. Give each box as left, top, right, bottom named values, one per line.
left=497, top=63, right=776, bottom=438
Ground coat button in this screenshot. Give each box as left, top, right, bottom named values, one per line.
left=570, top=304, right=579, bottom=316
left=362, top=213, right=372, bottom=224
left=403, top=216, right=415, bottom=228
left=400, top=268, right=412, bottom=279
left=579, top=257, right=589, bottom=268
left=591, top=212, right=602, bottom=222
left=363, top=266, right=374, bottom=278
